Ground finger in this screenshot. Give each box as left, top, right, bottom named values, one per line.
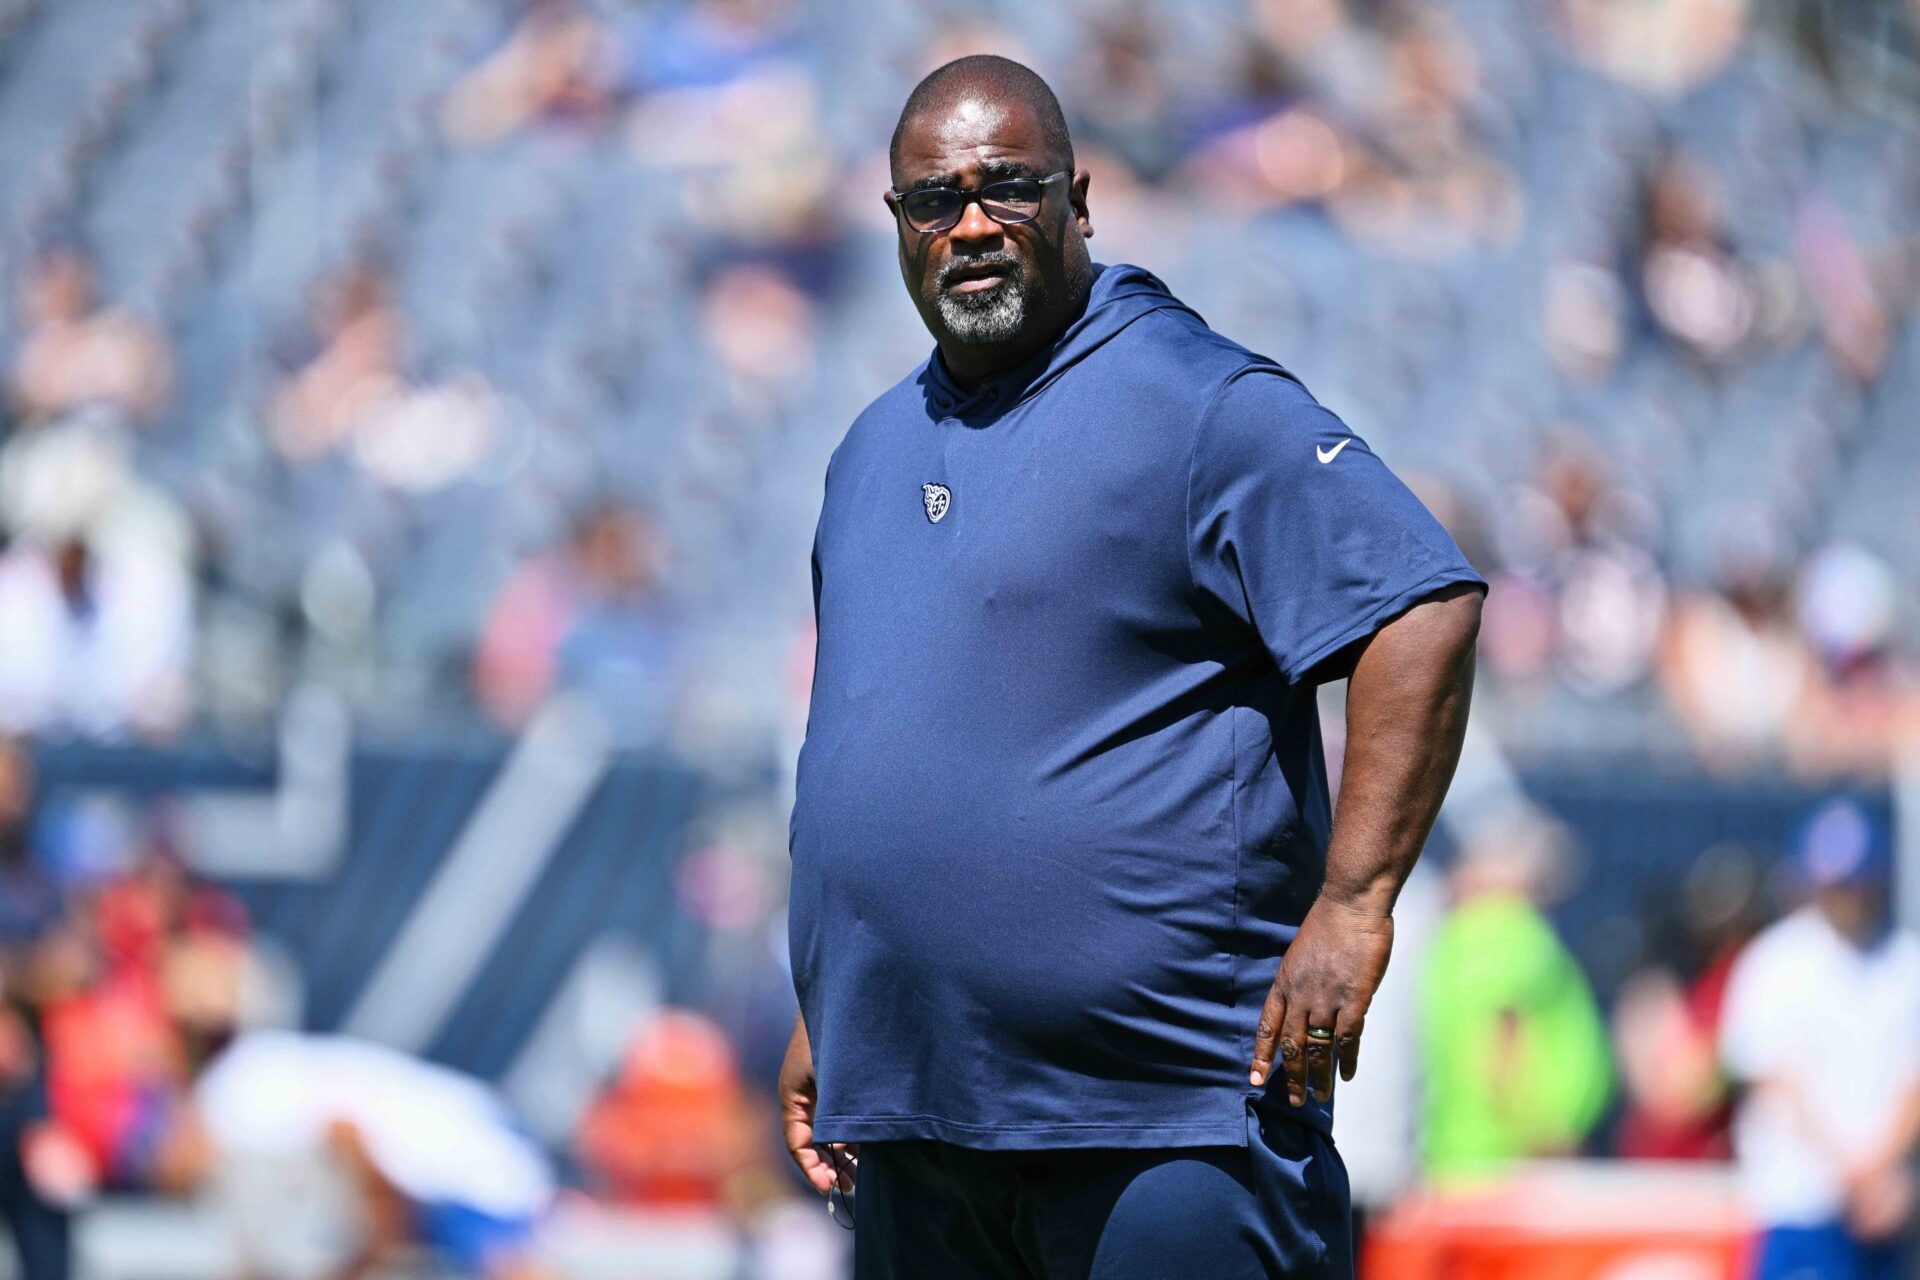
left=831, top=1142, right=858, bottom=1193
left=790, top=1142, right=835, bottom=1196
left=1303, top=1006, right=1336, bottom=1103
left=1251, top=980, right=1287, bottom=1087
left=781, top=1081, right=835, bottom=1194
left=1336, top=1006, right=1366, bottom=1082
left=1279, top=994, right=1310, bottom=1107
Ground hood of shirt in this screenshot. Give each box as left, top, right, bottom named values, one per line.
left=918, top=262, right=1201, bottom=419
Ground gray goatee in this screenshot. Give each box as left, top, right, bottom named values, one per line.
left=936, top=256, right=1030, bottom=344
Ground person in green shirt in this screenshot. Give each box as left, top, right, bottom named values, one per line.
left=1419, top=806, right=1612, bottom=1183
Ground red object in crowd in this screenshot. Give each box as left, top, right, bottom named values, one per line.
left=41, top=974, right=179, bottom=1184
left=1364, top=1163, right=1752, bottom=1280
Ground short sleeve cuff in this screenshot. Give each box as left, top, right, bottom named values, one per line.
left=1279, top=565, right=1487, bottom=684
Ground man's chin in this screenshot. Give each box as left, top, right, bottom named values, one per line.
left=934, top=284, right=1029, bottom=345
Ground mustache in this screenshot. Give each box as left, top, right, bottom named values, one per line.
left=936, top=253, right=1023, bottom=291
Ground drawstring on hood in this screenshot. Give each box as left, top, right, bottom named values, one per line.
left=919, top=262, right=1200, bottom=419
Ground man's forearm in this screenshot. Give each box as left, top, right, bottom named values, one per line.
left=1320, top=583, right=1482, bottom=916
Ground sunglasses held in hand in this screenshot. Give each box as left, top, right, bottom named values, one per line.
left=816, top=1142, right=857, bottom=1229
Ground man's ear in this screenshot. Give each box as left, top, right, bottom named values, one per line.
left=1071, top=168, right=1093, bottom=239
left=883, top=189, right=899, bottom=218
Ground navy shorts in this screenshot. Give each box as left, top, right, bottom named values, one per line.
left=850, top=1094, right=1352, bottom=1279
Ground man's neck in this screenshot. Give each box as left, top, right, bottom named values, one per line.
left=936, top=326, right=1057, bottom=390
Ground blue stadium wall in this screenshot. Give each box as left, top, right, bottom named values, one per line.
left=20, top=740, right=1897, bottom=1084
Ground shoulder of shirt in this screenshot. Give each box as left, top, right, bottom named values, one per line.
left=1133, top=306, right=1307, bottom=391
left=1741, top=908, right=1826, bottom=963
left=1734, top=908, right=1920, bottom=976
left=1122, top=308, right=1325, bottom=436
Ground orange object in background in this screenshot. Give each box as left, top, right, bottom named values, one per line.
left=1364, top=1162, right=1753, bottom=1280
left=575, top=1008, right=761, bottom=1209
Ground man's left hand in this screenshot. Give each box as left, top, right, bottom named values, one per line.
left=1250, top=894, right=1395, bottom=1107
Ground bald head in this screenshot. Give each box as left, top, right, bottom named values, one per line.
left=884, top=53, right=1094, bottom=384
left=889, top=55, right=1074, bottom=184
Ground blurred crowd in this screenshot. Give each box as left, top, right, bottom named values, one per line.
left=0, top=0, right=1908, bottom=777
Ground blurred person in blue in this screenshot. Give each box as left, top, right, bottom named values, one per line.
left=1720, top=798, right=1920, bottom=1280
left=781, top=54, right=1484, bottom=1279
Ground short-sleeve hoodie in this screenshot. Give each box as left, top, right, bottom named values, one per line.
left=788, top=262, right=1485, bottom=1149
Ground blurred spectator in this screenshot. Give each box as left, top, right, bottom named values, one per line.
left=181, top=1031, right=557, bottom=1280
left=1418, top=806, right=1611, bottom=1183
left=0, top=395, right=195, bottom=742
left=28, top=833, right=255, bottom=1195
left=1630, top=150, right=1756, bottom=369
left=1060, top=3, right=1175, bottom=180
left=0, top=1004, right=78, bottom=1280
left=575, top=1008, right=762, bottom=1208
left=0, top=531, right=194, bottom=741
left=1611, top=842, right=1763, bottom=1160
left=0, top=743, right=60, bottom=952
left=267, top=259, right=403, bottom=464
left=1795, top=200, right=1893, bottom=386
left=473, top=501, right=683, bottom=737
left=1482, top=433, right=1667, bottom=700
left=1720, top=798, right=1920, bottom=1280
left=0, top=741, right=80, bottom=1280
left=1659, top=535, right=1813, bottom=773
left=269, top=258, right=500, bottom=493
left=441, top=0, right=621, bottom=146
left=6, top=246, right=172, bottom=428
left=1611, top=969, right=1729, bottom=1161
left=1558, top=0, right=1748, bottom=94
left=1788, top=543, right=1920, bottom=778
left=616, top=0, right=800, bottom=99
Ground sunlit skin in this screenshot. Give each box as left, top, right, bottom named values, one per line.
left=885, top=95, right=1095, bottom=387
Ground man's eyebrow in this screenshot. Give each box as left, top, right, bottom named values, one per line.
left=899, top=159, right=1045, bottom=193
left=902, top=171, right=963, bottom=193
left=975, top=158, right=1043, bottom=181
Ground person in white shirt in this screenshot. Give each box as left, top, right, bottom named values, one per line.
left=1720, top=798, right=1920, bottom=1280
left=168, top=1031, right=556, bottom=1280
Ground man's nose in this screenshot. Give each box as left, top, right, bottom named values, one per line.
left=947, top=196, right=1002, bottom=249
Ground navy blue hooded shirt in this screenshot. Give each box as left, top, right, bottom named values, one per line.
left=788, top=263, right=1484, bottom=1150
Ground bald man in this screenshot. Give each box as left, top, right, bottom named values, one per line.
left=781, top=55, right=1484, bottom=1278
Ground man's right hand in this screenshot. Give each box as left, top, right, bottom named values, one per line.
left=779, top=1014, right=857, bottom=1197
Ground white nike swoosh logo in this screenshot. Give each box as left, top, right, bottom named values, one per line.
left=1317, top=439, right=1352, bottom=464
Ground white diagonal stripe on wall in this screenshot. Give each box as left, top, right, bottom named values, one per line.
left=342, top=695, right=612, bottom=1053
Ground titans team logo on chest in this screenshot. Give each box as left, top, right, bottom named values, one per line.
left=922, top=482, right=951, bottom=524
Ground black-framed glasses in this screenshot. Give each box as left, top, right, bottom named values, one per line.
left=891, top=172, right=1070, bottom=234
left=816, top=1143, right=857, bottom=1229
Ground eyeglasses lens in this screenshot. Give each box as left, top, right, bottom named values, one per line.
left=901, top=180, right=1045, bottom=232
